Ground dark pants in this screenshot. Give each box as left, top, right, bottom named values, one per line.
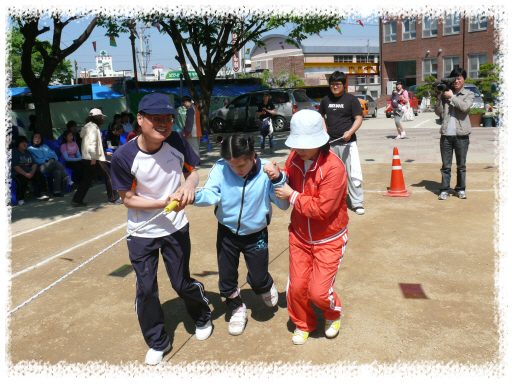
left=217, top=223, right=274, bottom=310
left=65, top=161, right=84, bottom=184
left=440, top=135, right=470, bottom=192
left=127, top=224, right=211, bottom=351
left=72, top=160, right=119, bottom=204
left=12, top=171, right=48, bottom=200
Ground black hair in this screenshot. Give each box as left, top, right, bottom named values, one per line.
left=85, top=115, right=103, bottom=125
left=66, top=120, right=77, bottom=129
left=113, top=114, right=122, bottom=121
left=328, top=71, right=347, bottom=85
left=220, top=133, right=255, bottom=160
left=14, top=135, right=28, bottom=149
left=449, top=67, right=467, bottom=80
left=128, top=113, right=135, bottom=124
left=61, top=129, right=74, bottom=143
left=29, top=115, right=37, bottom=123
left=113, top=123, right=124, bottom=131
left=133, top=120, right=141, bottom=132
left=181, top=96, right=192, bottom=103
left=30, top=132, right=43, bottom=148
left=320, top=142, right=330, bottom=155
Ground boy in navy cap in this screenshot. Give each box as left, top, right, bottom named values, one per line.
left=111, top=93, right=212, bottom=365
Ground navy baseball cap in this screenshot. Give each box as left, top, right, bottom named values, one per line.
left=138, top=93, right=177, bottom=114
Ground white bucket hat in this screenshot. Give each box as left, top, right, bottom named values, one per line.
left=89, top=108, right=106, bottom=117
left=285, top=109, right=330, bottom=149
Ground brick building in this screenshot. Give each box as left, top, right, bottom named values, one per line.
left=248, top=33, right=381, bottom=98
left=379, top=13, right=500, bottom=95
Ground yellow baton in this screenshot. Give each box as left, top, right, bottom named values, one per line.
left=164, top=200, right=179, bottom=213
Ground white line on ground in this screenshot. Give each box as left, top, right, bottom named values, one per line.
left=12, top=204, right=107, bottom=238
left=366, top=189, right=493, bottom=193
left=11, top=222, right=126, bottom=279
left=412, top=119, right=431, bottom=128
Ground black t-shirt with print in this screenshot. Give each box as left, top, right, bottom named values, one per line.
left=319, top=92, right=363, bottom=143
left=256, top=101, right=275, bottom=120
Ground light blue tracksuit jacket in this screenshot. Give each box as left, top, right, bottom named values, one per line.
left=193, top=157, right=289, bottom=235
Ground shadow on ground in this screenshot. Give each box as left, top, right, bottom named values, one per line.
left=410, top=179, right=443, bottom=194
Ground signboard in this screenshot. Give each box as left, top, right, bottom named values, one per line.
left=165, top=71, right=199, bottom=80
left=232, top=33, right=240, bottom=72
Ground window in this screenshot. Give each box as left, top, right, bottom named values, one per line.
left=271, top=91, right=290, bottom=104
left=384, top=21, right=397, bottom=43
left=423, top=16, right=438, bottom=38
left=232, top=95, right=249, bottom=108
left=292, top=90, right=309, bottom=102
left=444, top=12, right=460, bottom=35
left=469, top=15, right=488, bottom=31
left=468, top=54, right=487, bottom=79
left=334, top=55, right=353, bottom=63
left=443, top=56, right=460, bottom=77
left=403, top=18, right=416, bottom=40
left=423, top=58, right=438, bottom=78
left=356, top=76, right=366, bottom=85
left=256, top=61, right=261, bottom=70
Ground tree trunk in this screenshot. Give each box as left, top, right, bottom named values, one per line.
left=196, top=85, right=213, bottom=134
left=31, top=85, right=54, bottom=140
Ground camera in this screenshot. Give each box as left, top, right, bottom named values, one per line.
left=434, top=77, right=457, bottom=94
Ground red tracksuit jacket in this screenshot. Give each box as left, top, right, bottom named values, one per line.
left=285, top=149, right=349, bottom=244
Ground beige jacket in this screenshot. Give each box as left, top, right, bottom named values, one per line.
left=434, top=88, right=475, bottom=136
left=80, top=122, right=106, bottom=161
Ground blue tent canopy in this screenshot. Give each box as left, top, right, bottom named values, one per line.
left=132, top=84, right=263, bottom=98
left=6, top=83, right=123, bottom=100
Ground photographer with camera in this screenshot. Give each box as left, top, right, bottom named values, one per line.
left=434, top=67, right=475, bottom=200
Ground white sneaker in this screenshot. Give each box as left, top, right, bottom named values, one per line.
left=292, top=329, right=309, bottom=345
left=196, top=320, right=213, bottom=340
left=400, top=131, right=406, bottom=139
left=18, top=199, right=25, bottom=206
left=395, top=135, right=401, bottom=140
left=145, top=342, right=171, bottom=365
left=228, top=304, right=248, bottom=336
left=355, top=206, right=365, bottom=215
left=325, top=317, right=341, bottom=338
left=37, top=195, right=50, bottom=201
left=261, top=283, right=278, bottom=307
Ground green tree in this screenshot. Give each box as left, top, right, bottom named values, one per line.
left=465, top=63, right=501, bottom=100
left=11, top=11, right=100, bottom=139
left=103, top=11, right=342, bottom=131
left=415, top=75, right=436, bottom=101
left=7, top=26, right=73, bottom=88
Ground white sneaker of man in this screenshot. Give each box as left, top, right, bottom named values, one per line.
left=261, top=283, right=278, bottom=307
left=18, top=199, right=25, bottom=206
left=145, top=342, right=171, bottom=365
left=228, top=304, right=248, bottom=336
left=195, top=320, right=213, bottom=340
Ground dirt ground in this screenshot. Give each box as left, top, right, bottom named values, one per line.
left=6, top=157, right=499, bottom=373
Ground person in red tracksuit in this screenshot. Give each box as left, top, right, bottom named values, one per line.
left=264, top=109, right=349, bottom=345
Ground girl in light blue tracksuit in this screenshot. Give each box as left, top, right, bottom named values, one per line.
left=193, top=133, right=289, bottom=336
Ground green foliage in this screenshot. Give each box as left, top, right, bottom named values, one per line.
left=7, top=26, right=73, bottom=87
left=465, top=63, right=501, bottom=98
left=415, top=75, right=437, bottom=100
left=469, top=107, right=485, bottom=115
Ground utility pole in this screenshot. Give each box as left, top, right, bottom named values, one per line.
left=139, top=20, right=145, bottom=81
left=128, top=19, right=139, bottom=92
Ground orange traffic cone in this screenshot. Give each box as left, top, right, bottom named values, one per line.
left=383, top=147, right=412, bottom=197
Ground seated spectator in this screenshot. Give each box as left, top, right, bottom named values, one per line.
left=121, top=111, right=133, bottom=133
left=108, top=114, right=122, bottom=132
left=60, top=129, right=84, bottom=184
left=28, top=132, right=77, bottom=197
left=11, top=136, right=50, bottom=205
left=125, top=120, right=141, bottom=142
left=66, top=120, right=82, bottom=149
left=104, top=124, right=124, bottom=161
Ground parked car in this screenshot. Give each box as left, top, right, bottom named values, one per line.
left=209, top=88, right=312, bottom=133
left=310, top=98, right=320, bottom=112
left=297, top=85, right=369, bottom=116
left=463, top=84, right=485, bottom=109
left=386, top=91, right=419, bottom=118
left=354, top=94, right=378, bottom=117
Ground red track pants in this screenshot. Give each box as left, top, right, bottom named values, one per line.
left=286, top=229, right=348, bottom=332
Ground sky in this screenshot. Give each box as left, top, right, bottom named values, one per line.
left=8, top=12, right=379, bottom=77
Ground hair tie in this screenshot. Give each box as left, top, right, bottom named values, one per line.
left=221, top=140, right=224, bottom=144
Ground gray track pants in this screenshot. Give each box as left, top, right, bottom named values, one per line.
left=330, top=142, right=364, bottom=208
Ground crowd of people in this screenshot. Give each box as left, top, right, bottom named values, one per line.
left=10, top=109, right=142, bottom=206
